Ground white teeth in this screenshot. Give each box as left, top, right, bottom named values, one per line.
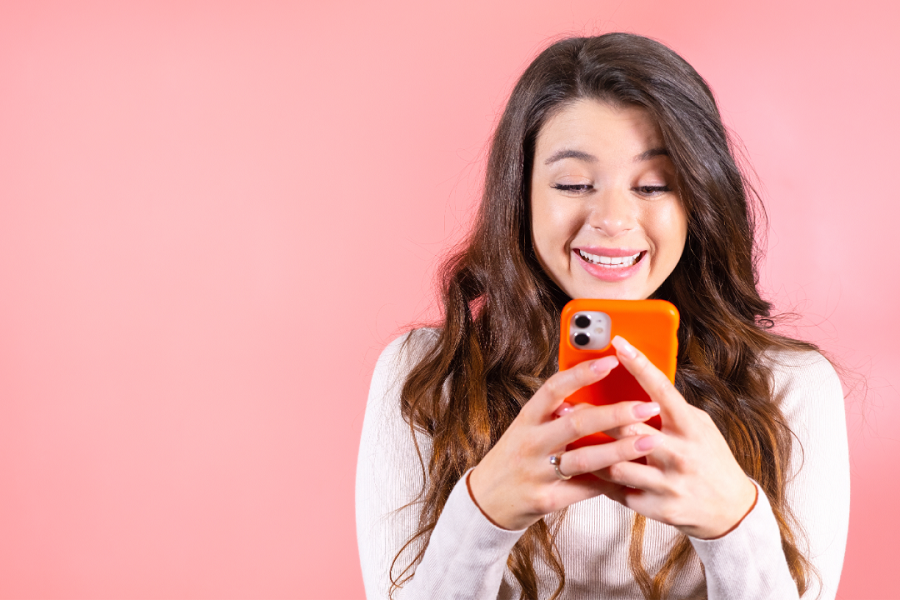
left=578, top=249, right=641, bottom=267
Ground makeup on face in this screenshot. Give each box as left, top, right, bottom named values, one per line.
left=530, top=100, right=687, bottom=300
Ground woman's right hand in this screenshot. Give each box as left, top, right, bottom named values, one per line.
left=467, top=355, right=663, bottom=531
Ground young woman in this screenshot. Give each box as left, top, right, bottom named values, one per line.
left=356, top=33, right=849, bottom=599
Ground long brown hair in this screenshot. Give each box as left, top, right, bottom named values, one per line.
left=391, top=33, right=817, bottom=599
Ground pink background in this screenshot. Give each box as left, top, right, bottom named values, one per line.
left=1, top=1, right=897, bottom=598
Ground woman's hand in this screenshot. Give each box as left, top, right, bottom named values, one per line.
left=595, top=336, right=758, bottom=540
left=468, top=355, right=664, bottom=531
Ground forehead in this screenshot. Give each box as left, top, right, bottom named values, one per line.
left=534, top=99, right=663, bottom=159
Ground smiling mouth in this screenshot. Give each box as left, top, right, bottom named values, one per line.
left=577, top=249, right=644, bottom=267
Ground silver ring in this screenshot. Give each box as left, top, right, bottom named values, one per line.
left=550, top=454, right=572, bottom=481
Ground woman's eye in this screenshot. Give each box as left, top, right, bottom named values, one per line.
left=551, top=183, right=593, bottom=193
left=634, top=185, right=671, bottom=196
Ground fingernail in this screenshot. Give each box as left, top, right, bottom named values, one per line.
left=635, top=434, right=661, bottom=452
left=554, top=403, right=574, bottom=418
left=633, top=402, right=660, bottom=419
left=591, top=355, right=619, bottom=373
left=612, top=336, right=637, bottom=359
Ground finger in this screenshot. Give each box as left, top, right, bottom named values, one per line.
left=611, top=336, right=691, bottom=431
left=605, top=424, right=686, bottom=473
left=603, top=420, right=659, bottom=440
left=556, top=433, right=663, bottom=478
left=594, top=456, right=667, bottom=492
left=524, top=355, right=619, bottom=421
left=553, top=402, right=575, bottom=418
left=542, top=400, right=660, bottom=446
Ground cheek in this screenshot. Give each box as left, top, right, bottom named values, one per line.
left=530, top=196, right=556, bottom=259
left=672, top=204, right=689, bottom=256
left=531, top=194, right=581, bottom=254
left=646, top=201, right=688, bottom=263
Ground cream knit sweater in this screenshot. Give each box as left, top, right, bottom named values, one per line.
left=356, top=329, right=849, bottom=599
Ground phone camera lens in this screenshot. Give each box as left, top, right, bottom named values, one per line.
left=574, top=332, right=590, bottom=346
left=574, top=315, right=591, bottom=328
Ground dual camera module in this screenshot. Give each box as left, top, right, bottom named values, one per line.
left=569, top=311, right=612, bottom=350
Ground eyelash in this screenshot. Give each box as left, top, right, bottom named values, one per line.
left=551, top=184, right=672, bottom=195
left=635, top=185, right=671, bottom=196
left=551, top=184, right=592, bottom=192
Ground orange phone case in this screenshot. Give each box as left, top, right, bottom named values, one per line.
left=559, top=299, right=679, bottom=449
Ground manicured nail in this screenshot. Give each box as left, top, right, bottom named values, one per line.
left=633, top=402, right=660, bottom=419
left=554, top=403, right=574, bottom=418
left=635, top=434, right=661, bottom=452
left=612, top=336, right=637, bottom=359
left=591, top=355, right=619, bottom=373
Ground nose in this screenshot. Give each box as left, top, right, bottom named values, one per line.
left=587, top=187, right=637, bottom=238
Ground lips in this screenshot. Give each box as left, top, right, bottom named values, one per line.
left=577, top=248, right=642, bottom=267
left=573, top=247, right=647, bottom=282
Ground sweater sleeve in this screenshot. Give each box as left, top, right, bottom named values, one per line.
left=355, top=331, right=525, bottom=600
left=688, top=350, right=850, bottom=599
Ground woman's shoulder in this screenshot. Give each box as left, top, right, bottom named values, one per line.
left=369, top=328, right=441, bottom=397
left=374, top=327, right=441, bottom=373
left=759, top=346, right=838, bottom=383
left=758, top=346, right=844, bottom=418
left=760, top=345, right=834, bottom=376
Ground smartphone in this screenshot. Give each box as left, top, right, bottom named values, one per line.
left=558, top=298, right=679, bottom=449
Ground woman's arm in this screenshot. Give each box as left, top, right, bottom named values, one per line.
left=777, top=350, right=850, bottom=597
left=690, top=350, right=849, bottom=598
left=355, top=332, right=429, bottom=599
left=355, top=331, right=525, bottom=600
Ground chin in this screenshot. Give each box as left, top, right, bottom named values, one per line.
left=570, top=281, right=647, bottom=301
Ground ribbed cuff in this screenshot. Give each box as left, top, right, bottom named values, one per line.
left=689, top=480, right=799, bottom=599
left=405, top=468, right=526, bottom=599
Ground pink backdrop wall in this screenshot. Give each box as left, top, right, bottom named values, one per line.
left=1, top=1, right=897, bottom=598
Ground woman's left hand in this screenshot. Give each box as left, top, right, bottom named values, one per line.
left=590, top=335, right=757, bottom=540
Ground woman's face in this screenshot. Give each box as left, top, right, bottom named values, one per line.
left=530, top=99, right=688, bottom=300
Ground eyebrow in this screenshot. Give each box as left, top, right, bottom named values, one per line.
left=544, top=149, right=597, bottom=165
left=634, top=147, right=669, bottom=162
left=543, top=147, right=669, bottom=166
